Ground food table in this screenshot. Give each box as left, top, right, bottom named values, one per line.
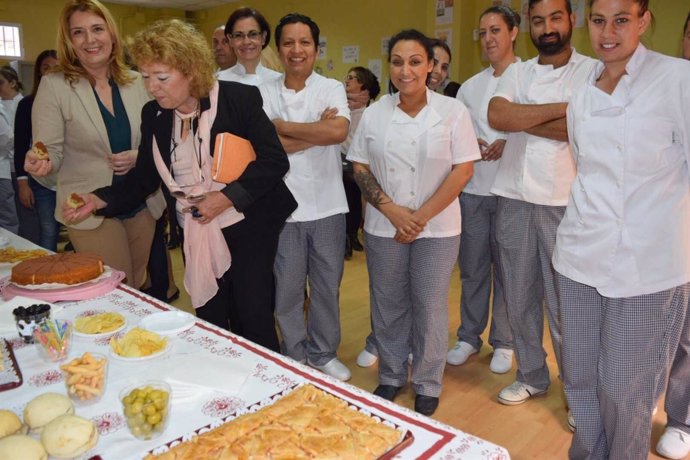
left=0, top=229, right=510, bottom=459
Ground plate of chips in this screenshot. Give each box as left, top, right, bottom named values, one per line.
left=109, top=327, right=169, bottom=362
left=73, top=311, right=126, bottom=338
left=0, top=247, right=48, bottom=265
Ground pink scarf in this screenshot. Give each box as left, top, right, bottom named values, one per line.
left=151, top=83, right=243, bottom=308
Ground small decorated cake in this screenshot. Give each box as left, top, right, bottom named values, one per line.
left=11, top=253, right=104, bottom=286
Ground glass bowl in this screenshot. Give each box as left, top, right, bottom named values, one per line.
left=33, top=319, right=72, bottom=361
left=119, top=380, right=171, bottom=440
left=61, top=352, right=108, bottom=405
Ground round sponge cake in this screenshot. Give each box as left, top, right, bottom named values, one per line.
left=0, top=410, right=23, bottom=438
left=23, top=393, right=75, bottom=432
left=0, top=434, right=47, bottom=460
left=41, top=415, right=98, bottom=459
left=11, top=253, right=104, bottom=286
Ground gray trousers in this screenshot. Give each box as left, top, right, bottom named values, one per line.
left=496, top=197, right=564, bottom=390
left=457, top=193, right=512, bottom=350
left=665, top=296, right=690, bottom=433
left=274, top=214, right=346, bottom=366
left=0, top=178, right=18, bottom=234
left=558, top=273, right=689, bottom=460
left=365, top=232, right=460, bottom=397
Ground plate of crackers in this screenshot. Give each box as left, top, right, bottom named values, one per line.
left=73, top=311, right=126, bottom=338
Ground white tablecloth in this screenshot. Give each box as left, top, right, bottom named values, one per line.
left=0, top=229, right=510, bottom=459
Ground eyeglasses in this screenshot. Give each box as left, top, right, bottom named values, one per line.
left=344, top=74, right=359, bottom=82
left=229, top=30, right=263, bottom=42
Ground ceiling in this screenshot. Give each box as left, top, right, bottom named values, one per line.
left=106, top=0, right=237, bottom=12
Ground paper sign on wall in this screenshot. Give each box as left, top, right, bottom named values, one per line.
left=342, top=46, right=359, bottom=64
left=381, top=37, right=390, bottom=56
left=435, top=29, right=452, bottom=49
left=318, top=36, right=327, bottom=60
left=435, top=0, right=454, bottom=25
left=573, top=0, right=585, bottom=28
left=368, top=59, right=382, bottom=82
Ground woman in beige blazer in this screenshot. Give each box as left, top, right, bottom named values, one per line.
left=25, top=0, right=164, bottom=288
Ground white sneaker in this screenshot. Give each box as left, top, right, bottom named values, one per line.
left=498, top=381, right=547, bottom=406
left=309, top=358, right=352, bottom=381
left=356, top=349, right=378, bottom=367
left=446, top=341, right=478, bottom=366
left=657, top=427, right=690, bottom=460
left=489, top=348, right=514, bottom=374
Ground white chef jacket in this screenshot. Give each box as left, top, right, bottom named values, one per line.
left=553, top=45, right=690, bottom=298
left=457, top=61, right=517, bottom=196
left=490, top=49, right=596, bottom=206
left=217, top=62, right=281, bottom=87
left=260, top=72, right=350, bottom=222
left=347, top=89, right=481, bottom=238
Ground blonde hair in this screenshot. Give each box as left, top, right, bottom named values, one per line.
left=56, top=0, right=133, bottom=86
left=127, top=19, right=216, bottom=99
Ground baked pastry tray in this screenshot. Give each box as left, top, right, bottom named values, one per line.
left=147, top=383, right=414, bottom=459
left=0, top=338, right=23, bottom=391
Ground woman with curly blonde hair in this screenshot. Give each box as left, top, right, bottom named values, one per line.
left=25, top=0, right=164, bottom=289
left=63, top=20, right=296, bottom=350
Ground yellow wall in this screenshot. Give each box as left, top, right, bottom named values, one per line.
left=0, top=0, right=185, bottom=66
left=456, top=0, right=689, bottom=83
left=194, top=0, right=430, bottom=89
left=4, top=0, right=689, bottom=88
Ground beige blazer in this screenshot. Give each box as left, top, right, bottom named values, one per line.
left=32, top=71, right=165, bottom=230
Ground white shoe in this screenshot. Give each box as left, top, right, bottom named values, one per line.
left=356, top=349, right=378, bottom=367
left=498, top=381, right=548, bottom=406
left=489, top=348, right=514, bottom=374
left=446, top=341, right=478, bottom=366
left=657, top=427, right=690, bottom=460
left=567, top=410, right=576, bottom=432
left=309, top=358, right=352, bottom=381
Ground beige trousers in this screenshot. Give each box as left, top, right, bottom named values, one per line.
left=67, top=208, right=155, bottom=289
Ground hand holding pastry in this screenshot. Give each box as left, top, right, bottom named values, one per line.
left=61, top=193, right=106, bottom=223
left=24, top=142, right=53, bottom=177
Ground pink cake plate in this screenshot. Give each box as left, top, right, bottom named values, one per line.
left=0, top=269, right=125, bottom=302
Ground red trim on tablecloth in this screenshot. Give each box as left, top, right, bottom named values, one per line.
left=115, top=284, right=455, bottom=459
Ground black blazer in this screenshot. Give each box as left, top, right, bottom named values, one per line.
left=95, top=81, right=297, bottom=235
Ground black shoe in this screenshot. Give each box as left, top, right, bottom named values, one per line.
left=350, top=233, right=364, bottom=252
left=166, top=288, right=180, bottom=303
left=414, top=395, right=439, bottom=416
left=373, top=385, right=402, bottom=402
left=345, top=237, right=353, bottom=260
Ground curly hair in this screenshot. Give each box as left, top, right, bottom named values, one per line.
left=127, top=19, right=216, bottom=99
left=56, top=0, right=133, bottom=86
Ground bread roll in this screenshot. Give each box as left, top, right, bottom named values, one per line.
left=0, top=434, right=47, bottom=460
left=41, top=415, right=98, bottom=459
left=23, top=393, right=74, bottom=431
left=0, top=410, right=23, bottom=438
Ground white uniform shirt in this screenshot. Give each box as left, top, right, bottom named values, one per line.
left=553, top=45, right=690, bottom=298
left=347, top=89, right=481, bottom=238
left=260, top=72, right=350, bottom=222
left=490, top=50, right=596, bottom=206
left=457, top=62, right=516, bottom=196
left=217, top=62, right=281, bottom=87
left=0, top=106, right=12, bottom=180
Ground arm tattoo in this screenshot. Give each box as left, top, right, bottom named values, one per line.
left=353, top=169, right=392, bottom=210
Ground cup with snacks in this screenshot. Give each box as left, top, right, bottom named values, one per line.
left=60, top=352, right=108, bottom=405
left=120, top=381, right=171, bottom=440
left=34, top=319, right=72, bottom=362
left=13, top=304, right=51, bottom=343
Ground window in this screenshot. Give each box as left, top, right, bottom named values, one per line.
left=0, top=23, right=23, bottom=59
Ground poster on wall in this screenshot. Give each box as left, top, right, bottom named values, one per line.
left=435, top=0, right=454, bottom=25
left=342, top=46, right=359, bottom=64
left=318, top=36, right=327, bottom=60
left=572, top=0, right=586, bottom=28
left=368, top=59, right=382, bottom=82
left=435, top=29, right=452, bottom=49
left=381, top=37, right=390, bottom=56
left=492, top=0, right=512, bottom=6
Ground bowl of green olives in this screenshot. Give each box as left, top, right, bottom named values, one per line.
left=119, top=381, right=171, bottom=440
